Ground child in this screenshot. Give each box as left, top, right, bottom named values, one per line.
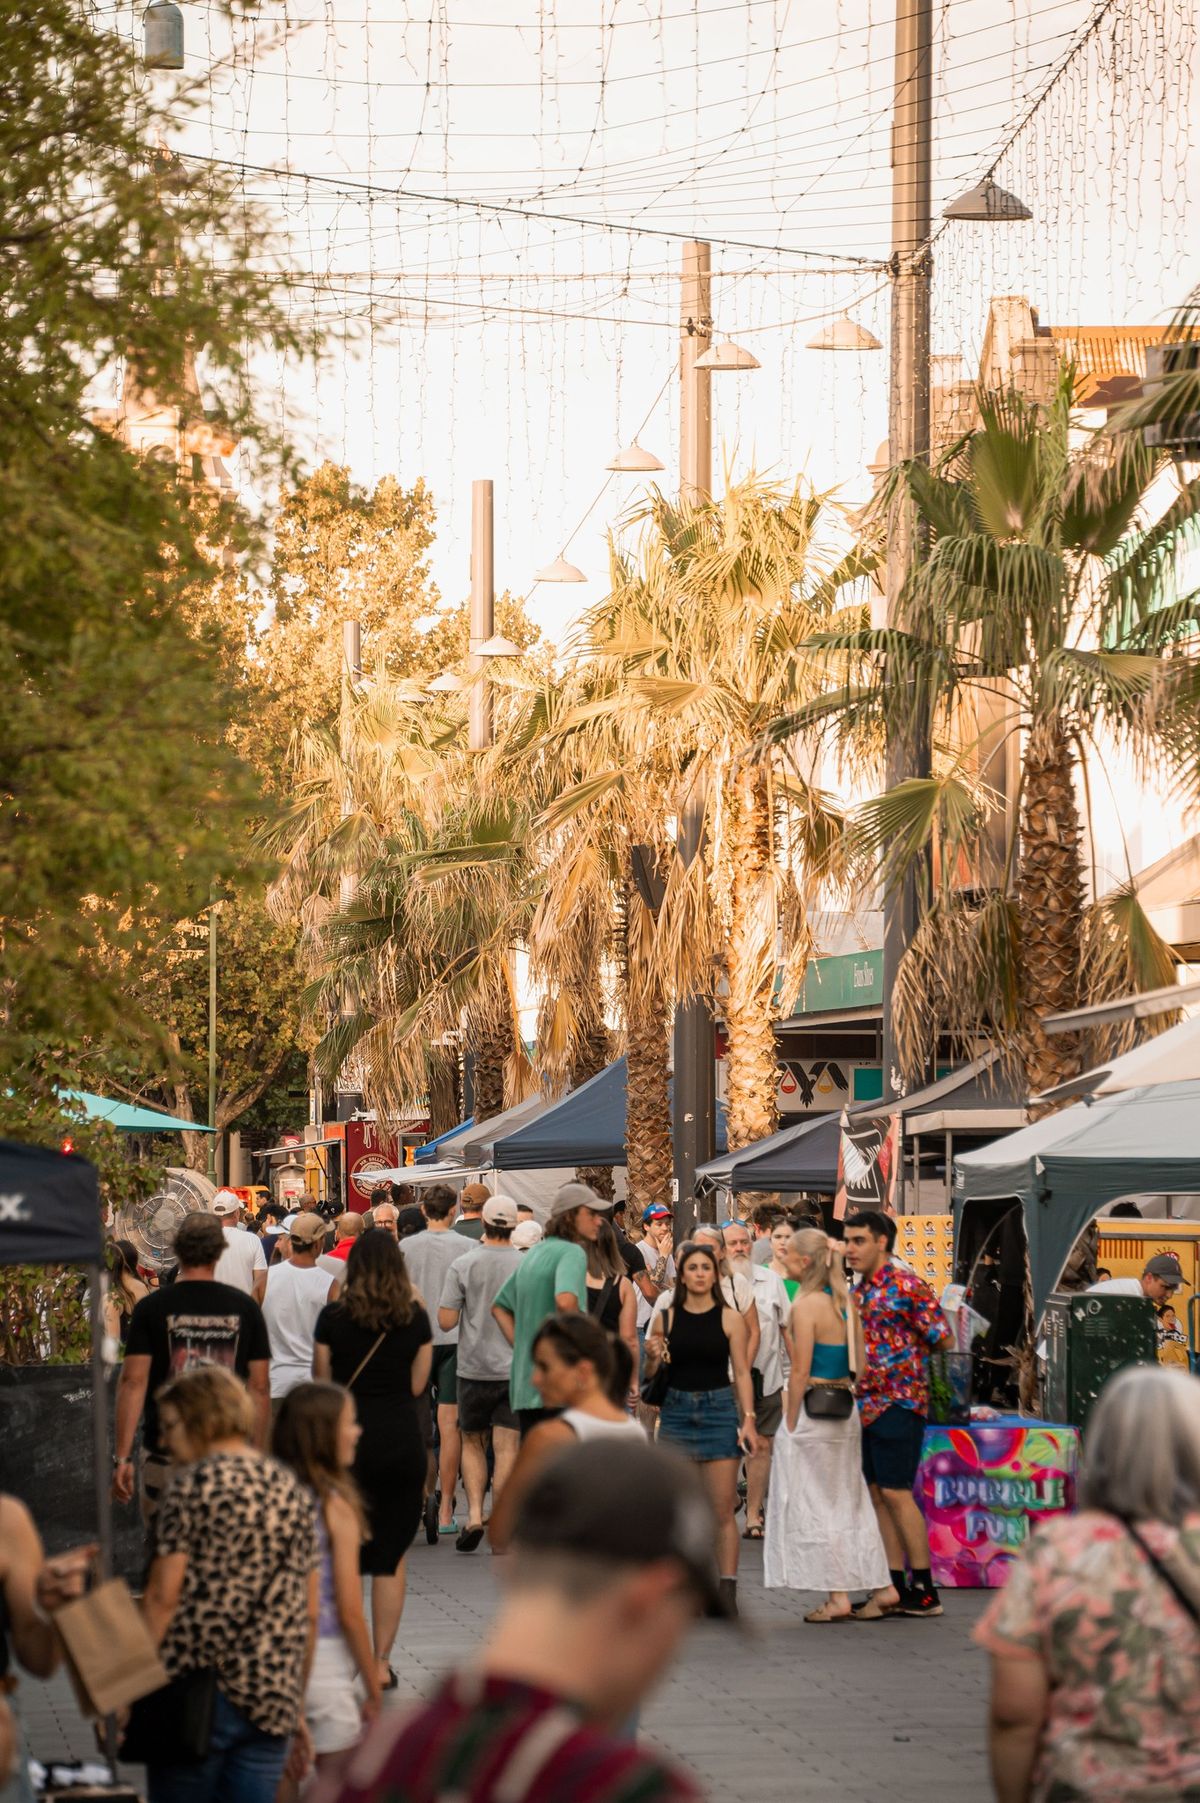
left=273, top=1381, right=382, bottom=1790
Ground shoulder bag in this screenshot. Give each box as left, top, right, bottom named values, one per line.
left=803, top=1300, right=857, bottom=1421
left=640, top=1307, right=672, bottom=1408
left=1120, top=1518, right=1200, bottom=1629
left=345, top=1329, right=387, bottom=1389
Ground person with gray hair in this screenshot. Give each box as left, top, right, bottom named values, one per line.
left=975, top=1364, right=1200, bottom=1801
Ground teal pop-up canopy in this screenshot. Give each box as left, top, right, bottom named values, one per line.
left=954, top=1078, right=1200, bottom=1319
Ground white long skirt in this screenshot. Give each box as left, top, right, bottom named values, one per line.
left=763, top=1403, right=890, bottom=1592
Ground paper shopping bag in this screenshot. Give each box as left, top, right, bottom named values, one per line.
left=53, top=1577, right=169, bottom=1719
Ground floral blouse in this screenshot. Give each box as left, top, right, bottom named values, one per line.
left=975, top=1510, right=1200, bottom=1801
left=852, top=1260, right=949, bottom=1424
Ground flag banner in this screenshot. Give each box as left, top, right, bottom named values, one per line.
left=833, top=1111, right=901, bottom=1221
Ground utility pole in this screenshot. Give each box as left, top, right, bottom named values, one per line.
left=335, top=619, right=363, bottom=1120
left=468, top=478, right=495, bottom=754
left=207, top=887, right=218, bottom=1181
left=881, top=0, right=933, bottom=1102
left=672, top=240, right=716, bottom=1240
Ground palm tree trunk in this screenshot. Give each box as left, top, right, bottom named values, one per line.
left=572, top=975, right=614, bottom=1199
left=723, top=766, right=780, bottom=1149
left=468, top=973, right=512, bottom=1122
left=426, top=1045, right=462, bottom=1138
left=1017, top=717, right=1085, bottom=1093
left=621, top=879, right=672, bottom=1217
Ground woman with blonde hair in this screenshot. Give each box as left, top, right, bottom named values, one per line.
left=764, top=1227, right=890, bottom=1622
left=976, top=1363, right=1200, bottom=1801
left=135, top=1366, right=318, bottom=1802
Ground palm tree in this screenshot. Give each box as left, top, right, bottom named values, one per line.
left=769, top=374, right=1200, bottom=1094
left=564, top=475, right=865, bottom=1151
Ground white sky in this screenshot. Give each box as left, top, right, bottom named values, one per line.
left=124, top=0, right=1200, bottom=645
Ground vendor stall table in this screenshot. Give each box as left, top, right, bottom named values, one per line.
left=916, top=1414, right=1079, bottom=1588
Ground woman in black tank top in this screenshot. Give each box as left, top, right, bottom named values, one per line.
left=644, top=1243, right=760, bottom=1615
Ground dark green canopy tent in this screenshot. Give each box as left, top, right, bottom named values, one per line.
left=954, top=1079, right=1200, bottom=1319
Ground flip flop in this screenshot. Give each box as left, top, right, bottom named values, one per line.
left=381, top=1665, right=399, bottom=1692
left=438, top=1518, right=460, bottom=1536
left=456, top=1524, right=485, bottom=1553
left=804, top=1605, right=854, bottom=1624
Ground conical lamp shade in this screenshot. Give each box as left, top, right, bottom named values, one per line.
left=536, top=556, right=587, bottom=583
left=693, top=337, right=760, bottom=371
left=427, top=671, right=465, bottom=693
left=476, top=634, right=525, bottom=658
left=943, top=177, right=1032, bottom=222
left=606, top=442, right=665, bottom=472
left=806, top=313, right=882, bottom=352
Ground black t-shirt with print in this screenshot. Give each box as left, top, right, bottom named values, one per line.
left=125, top=1279, right=270, bottom=1453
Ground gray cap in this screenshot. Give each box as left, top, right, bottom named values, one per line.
left=1146, top=1254, right=1187, bottom=1289
left=548, top=1181, right=615, bottom=1220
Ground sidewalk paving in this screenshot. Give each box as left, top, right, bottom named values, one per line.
left=20, top=1539, right=991, bottom=1801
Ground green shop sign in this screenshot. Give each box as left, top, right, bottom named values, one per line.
left=794, top=949, right=884, bottom=1016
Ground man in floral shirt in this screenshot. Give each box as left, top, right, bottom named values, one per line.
left=845, top=1209, right=951, bottom=1619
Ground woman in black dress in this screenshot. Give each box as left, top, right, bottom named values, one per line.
left=313, top=1231, right=432, bottom=1690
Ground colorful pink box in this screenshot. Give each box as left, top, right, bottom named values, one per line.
left=916, top=1417, right=1079, bottom=1588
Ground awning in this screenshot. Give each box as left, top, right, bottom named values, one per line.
left=893, top=1050, right=1028, bottom=1130
left=62, top=1090, right=214, bottom=1134
left=701, top=1111, right=841, bottom=1194
left=414, top=1119, right=474, bottom=1164
left=0, top=1139, right=102, bottom=1266
left=1038, top=1009, right=1200, bottom=1105
left=435, top=1094, right=552, bottom=1168
left=492, top=1058, right=727, bottom=1171
left=955, top=1078, right=1200, bottom=1318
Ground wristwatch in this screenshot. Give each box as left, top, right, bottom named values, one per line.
left=113, top=1454, right=132, bottom=1468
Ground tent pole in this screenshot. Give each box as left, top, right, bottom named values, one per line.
left=89, top=1264, right=119, bottom=1774
left=944, top=1131, right=952, bottom=1210
left=911, top=1134, right=920, bottom=1215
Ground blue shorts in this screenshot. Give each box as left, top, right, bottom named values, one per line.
left=658, top=1385, right=741, bottom=1462
left=861, top=1404, right=926, bottom=1491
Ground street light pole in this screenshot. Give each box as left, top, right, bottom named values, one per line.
left=672, top=240, right=716, bottom=1240
left=207, top=887, right=218, bottom=1182
left=468, top=478, right=495, bottom=754
left=881, top=0, right=933, bottom=1102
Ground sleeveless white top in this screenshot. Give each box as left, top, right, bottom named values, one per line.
left=562, top=1408, right=646, bottom=1443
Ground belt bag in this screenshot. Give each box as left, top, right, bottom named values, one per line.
left=119, top=1667, right=218, bottom=1765
left=804, top=1383, right=854, bottom=1420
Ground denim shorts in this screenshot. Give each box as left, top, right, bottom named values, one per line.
left=658, top=1385, right=741, bottom=1462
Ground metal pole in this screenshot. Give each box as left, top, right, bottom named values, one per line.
left=673, top=241, right=716, bottom=1243
left=468, top=478, right=495, bottom=753
left=88, top=1266, right=120, bottom=1773
left=880, top=0, right=933, bottom=1103
left=207, top=890, right=218, bottom=1181
left=336, top=620, right=363, bottom=1114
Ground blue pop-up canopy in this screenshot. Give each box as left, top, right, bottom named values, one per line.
left=492, top=1058, right=727, bottom=1170
left=62, top=1089, right=214, bottom=1133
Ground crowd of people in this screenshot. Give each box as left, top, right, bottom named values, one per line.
left=4, top=1178, right=1200, bottom=1803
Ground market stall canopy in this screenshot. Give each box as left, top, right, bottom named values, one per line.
left=63, top=1090, right=214, bottom=1133
left=1037, top=1011, right=1200, bottom=1105
left=954, top=1079, right=1200, bottom=1318
left=414, top=1119, right=474, bottom=1164
left=430, top=1094, right=550, bottom=1168
left=492, top=1058, right=727, bottom=1171
left=890, top=1050, right=1028, bottom=1134
left=0, top=1139, right=102, bottom=1266
left=702, top=1111, right=840, bottom=1194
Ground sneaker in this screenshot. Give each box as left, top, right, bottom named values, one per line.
left=899, top=1584, right=943, bottom=1618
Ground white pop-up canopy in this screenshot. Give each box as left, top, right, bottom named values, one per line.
left=1038, top=1010, right=1200, bottom=1104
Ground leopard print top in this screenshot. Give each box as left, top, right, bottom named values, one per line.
left=154, top=1451, right=317, bottom=1738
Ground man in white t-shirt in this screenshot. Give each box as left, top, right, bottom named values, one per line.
left=261, top=1212, right=335, bottom=1413
left=212, top=1189, right=268, bottom=1301
left=1088, top=1253, right=1185, bottom=1302
left=723, top=1218, right=790, bottom=1536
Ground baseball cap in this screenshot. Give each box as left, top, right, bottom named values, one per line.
left=641, top=1203, right=673, bottom=1223
left=548, top=1182, right=615, bottom=1220
left=512, top=1220, right=544, bottom=1250
left=288, top=1211, right=326, bottom=1247
left=460, top=1182, right=491, bottom=1209
left=482, top=1195, right=519, bottom=1228
left=212, top=1188, right=241, bottom=1217
left=511, top=1439, right=723, bottom=1614
left=1146, top=1254, right=1187, bottom=1289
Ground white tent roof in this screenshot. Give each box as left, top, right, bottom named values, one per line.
left=1038, top=1009, right=1200, bottom=1104
left=433, top=1093, right=551, bottom=1166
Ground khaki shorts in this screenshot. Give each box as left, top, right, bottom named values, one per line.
left=752, top=1370, right=782, bottom=1437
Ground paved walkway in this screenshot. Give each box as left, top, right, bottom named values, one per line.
left=21, top=1538, right=991, bottom=1801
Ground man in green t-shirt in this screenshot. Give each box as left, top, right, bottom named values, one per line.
left=492, top=1182, right=612, bottom=1435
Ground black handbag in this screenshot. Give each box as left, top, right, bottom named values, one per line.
left=119, top=1667, right=218, bottom=1765
left=640, top=1307, right=672, bottom=1407
left=803, top=1300, right=857, bottom=1421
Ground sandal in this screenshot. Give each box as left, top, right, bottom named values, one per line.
left=456, top=1524, right=484, bottom=1553
left=438, top=1517, right=460, bottom=1536
left=423, top=1492, right=440, bottom=1546
left=851, top=1594, right=901, bottom=1620
left=741, top=1520, right=764, bottom=1540
left=804, top=1603, right=854, bottom=1624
